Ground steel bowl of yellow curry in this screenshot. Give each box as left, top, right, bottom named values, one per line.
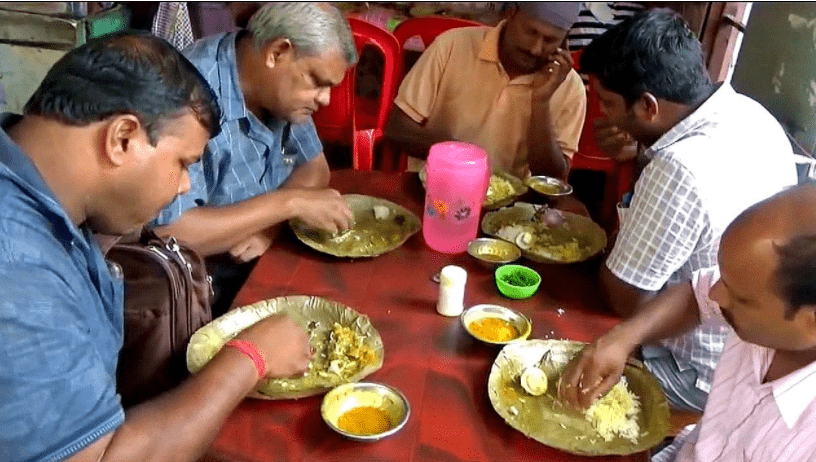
left=321, top=382, right=410, bottom=441
left=461, top=304, right=532, bottom=345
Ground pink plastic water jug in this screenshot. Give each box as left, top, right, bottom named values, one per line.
left=423, top=141, right=490, bottom=254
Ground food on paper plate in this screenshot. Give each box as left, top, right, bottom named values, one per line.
left=320, top=322, right=378, bottom=379
left=487, top=174, right=514, bottom=201
left=583, top=377, right=641, bottom=444
left=373, top=204, right=391, bottom=220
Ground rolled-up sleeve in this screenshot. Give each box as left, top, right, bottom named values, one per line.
left=692, top=266, right=723, bottom=323
left=606, top=156, right=705, bottom=291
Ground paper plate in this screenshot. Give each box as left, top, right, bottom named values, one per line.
left=419, top=168, right=529, bottom=210
left=290, top=194, right=420, bottom=258
left=481, top=203, right=607, bottom=264
left=186, top=295, right=384, bottom=399
left=488, top=340, right=670, bottom=456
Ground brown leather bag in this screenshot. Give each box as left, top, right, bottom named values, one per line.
left=104, top=229, right=213, bottom=408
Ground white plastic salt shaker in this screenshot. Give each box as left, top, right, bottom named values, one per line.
left=437, top=265, right=467, bottom=316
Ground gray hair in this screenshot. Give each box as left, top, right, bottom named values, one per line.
left=247, top=2, right=357, bottom=65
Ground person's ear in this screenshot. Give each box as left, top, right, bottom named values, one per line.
left=263, top=37, right=293, bottom=68
left=798, top=305, right=816, bottom=343
left=104, top=114, right=142, bottom=167
left=633, top=92, right=659, bottom=123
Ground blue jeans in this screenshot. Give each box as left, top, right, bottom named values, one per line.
left=641, top=344, right=708, bottom=412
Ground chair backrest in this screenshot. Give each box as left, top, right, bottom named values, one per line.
left=392, top=16, right=484, bottom=51
left=312, top=17, right=402, bottom=145
left=348, top=17, right=402, bottom=131
left=572, top=49, right=614, bottom=161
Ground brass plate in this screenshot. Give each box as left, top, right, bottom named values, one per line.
left=290, top=194, right=421, bottom=258
left=186, top=295, right=384, bottom=400
left=419, top=168, right=529, bottom=210
left=481, top=203, right=607, bottom=264
left=488, top=340, right=670, bottom=456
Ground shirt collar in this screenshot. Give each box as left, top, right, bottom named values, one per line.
left=646, top=82, right=733, bottom=158
left=0, top=113, right=83, bottom=246
left=478, top=20, right=504, bottom=63
left=216, top=32, right=250, bottom=122
left=772, top=354, right=816, bottom=428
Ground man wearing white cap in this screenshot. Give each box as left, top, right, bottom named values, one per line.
left=385, top=2, right=585, bottom=180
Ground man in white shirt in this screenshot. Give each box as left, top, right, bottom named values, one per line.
left=560, top=182, right=816, bottom=462
left=579, top=9, right=799, bottom=412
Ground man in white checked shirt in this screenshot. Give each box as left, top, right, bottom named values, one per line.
left=560, top=182, right=816, bottom=462
left=578, top=10, right=799, bottom=412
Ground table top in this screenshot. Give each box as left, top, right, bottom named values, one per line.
left=208, top=170, right=644, bottom=462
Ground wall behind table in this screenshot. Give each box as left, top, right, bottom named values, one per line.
left=731, top=2, right=816, bottom=155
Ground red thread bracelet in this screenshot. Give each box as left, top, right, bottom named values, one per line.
left=224, top=339, right=266, bottom=379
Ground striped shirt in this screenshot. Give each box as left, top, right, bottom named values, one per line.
left=654, top=267, right=816, bottom=462
left=607, top=83, right=798, bottom=394
left=154, top=32, right=323, bottom=226
left=567, top=2, right=644, bottom=51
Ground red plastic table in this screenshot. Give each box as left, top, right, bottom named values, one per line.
left=206, top=170, right=645, bottom=462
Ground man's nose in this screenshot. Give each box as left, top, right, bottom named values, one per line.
left=178, top=170, right=191, bottom=195
left=529, top=37, right=545, bottom=57
left=316, top=87, right=331, bottom=108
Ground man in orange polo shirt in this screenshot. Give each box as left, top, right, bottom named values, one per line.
left=385, top=2, right=585, bottom=180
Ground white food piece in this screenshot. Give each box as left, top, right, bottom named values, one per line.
left=520, top=367, right=548, bottom=396
left=373, top=204, right=391, bottom=220
left=515, top=231, right=535, bottom=250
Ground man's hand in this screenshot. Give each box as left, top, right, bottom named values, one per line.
left=237, top=314, right=312, bottom=379
left=557, top=326, right=637, bottom=410
left=593, top=118, right=638, bottom=162
left=531, top=48, right=573, bottom=102
left=229, top=227, right=280, bottom=263
left=289, top=188, right=355, bottom=234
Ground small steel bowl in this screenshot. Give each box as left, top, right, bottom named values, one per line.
left=321, top=382, right=410, bottom=442
left=461, top=304, right=532, bottom=345
left=525, top=175, right=573, bottom=197
left=467, top=238, right=522, bottom=268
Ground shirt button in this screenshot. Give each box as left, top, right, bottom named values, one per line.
left=284, top=157, right=295, bottom=165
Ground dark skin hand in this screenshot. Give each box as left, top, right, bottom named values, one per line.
left=593, top=118, right=638, bottom=162
left=383, top=108, right=453, bottom=161
left=65, top=314, right=312, bottom=462
left=600, top=265, right=657, bottom=319
left=558, top=282, right=700, bottom=409
left=527, top=47, right=573, bottom=180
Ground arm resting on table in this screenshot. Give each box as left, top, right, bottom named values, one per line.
left=384, top=107, right=451, bottom=161
left=155, top=156, right=350, bottom=256
left=281, top=153, right=330, bottom=190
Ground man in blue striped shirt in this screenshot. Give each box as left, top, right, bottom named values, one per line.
left=153, top=3, right=358, bottom=314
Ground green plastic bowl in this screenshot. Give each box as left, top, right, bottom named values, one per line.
left=495, top=264, right=541, bottom=299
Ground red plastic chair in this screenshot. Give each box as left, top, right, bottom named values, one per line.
left=379, top=16, right=484, bottom=171
left=312, top=17, right=402, bottom=170
left=570, top=50, right=636, bottom=230
left=392, top=16, right=483, bottom=61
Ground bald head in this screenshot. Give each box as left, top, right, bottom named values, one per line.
left=723, top=183, right=816, bottom=316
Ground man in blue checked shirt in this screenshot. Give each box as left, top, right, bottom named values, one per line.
left=0, top=31, right=313, bottom=462
left=153, top=3, right=357, bottom=315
